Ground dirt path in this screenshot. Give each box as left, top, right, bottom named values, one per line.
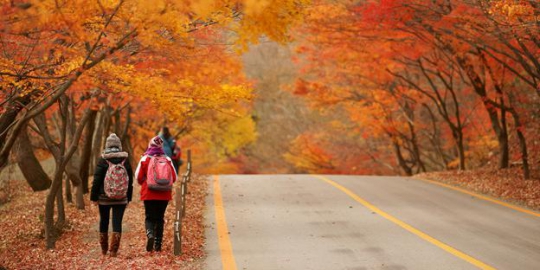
left=81, top=196, right=146, bottom=262
left=81, top=183, right=181, bottom=262
left=0, top=175, right=207, bottom=269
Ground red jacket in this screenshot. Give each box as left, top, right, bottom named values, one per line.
left=135, top=154, right=177, bottom=201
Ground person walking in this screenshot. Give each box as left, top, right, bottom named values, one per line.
left=158, top=126, right=182, bottom=172
left=91, top=133, right=133, bottom=257
left=135, top=136, right=177, bottom=252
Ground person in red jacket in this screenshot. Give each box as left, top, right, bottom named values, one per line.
left=135, top=136, right=177, bottom=252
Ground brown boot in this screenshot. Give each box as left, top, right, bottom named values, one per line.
left=109, top=232, right=121, bottom=257
left=99, top=232, right=108, bottom=255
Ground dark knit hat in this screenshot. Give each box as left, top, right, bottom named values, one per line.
left=105, top=133, right=122, bottom=152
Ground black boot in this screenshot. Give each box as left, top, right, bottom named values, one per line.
left=154, top=222, right=164, bottom=252
left=145, top=220, right=155, bottom=252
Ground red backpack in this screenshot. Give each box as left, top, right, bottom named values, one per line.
left=146, top=156, right=173, bottom=191
left=104, top=160, right=129, bottom=199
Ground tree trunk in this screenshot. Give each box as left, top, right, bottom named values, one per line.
left=75, top=184, right=85, bottom=210
left=45, top=162, right=63, bottom=249
left=65, top=156, right=84, bottom=209
left=92, top=110, right=106, bottom=169
left=422, top=104, right=449, bottom=170
left=119, top=107, right=134, bottom=167
left=123, top=134, right=135, bottom=168
left=0, top=93, right=33, bottom=154
left=393, top=141, right=412, bottom=176
left=456, top=55, right=507, bottom=169
left=65, top=155, right=82, bottom=186
left=497, top=93, right=510, bottom=169
left=516, top=129, right=530, bottom=179
left=480, top=100, right=509, bottom=169
left=102, top=105, right=113, bottom=140
left=454, top=129, right=466, bottom=170
left=498, top=126, right=509, bottom=169
left=0, top=117, right=29, bottom=173
left=56, top=179, right=66, bottom=229
left=40, top=105, right=93, bottom=249
left=119, top=106, right=131, bottom=141
left=407, top=122, right=426, bottom=173
left=80, top=110, right=97, bottom=194
left=506, top=92, right=531, bottom=179
left=114, top=109, right=121, bottom=135
left=65, top=175, right=72, bottom=204
left=44, top=189, right=57, bottom=249
left=510, top=112, right=530, bottom=179
left=393, top=59, right=466, bottom=170
left=16, top=125, right=52, bottom=191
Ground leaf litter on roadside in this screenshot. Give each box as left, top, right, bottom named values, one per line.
left=416, top=167, right=540, bottom=210
left=0, top=175, right=208, bottom=270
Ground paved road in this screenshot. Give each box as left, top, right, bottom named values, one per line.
left=204, top=175, right=540, bottom=270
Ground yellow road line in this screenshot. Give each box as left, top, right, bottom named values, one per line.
left=213, top=175, right=238, bottom=270
left=314, top=175, right=496, bottom=270
left=416, top=177, right=540, bottom=218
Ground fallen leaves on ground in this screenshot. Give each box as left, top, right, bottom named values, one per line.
left=416, top=167, right=540, bottom=210
left=0, top=174, right=208, bottom=270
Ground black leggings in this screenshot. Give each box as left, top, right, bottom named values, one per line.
left=99, top=204, right=127, bottom=233
left=144, top=200, right=168, bottom=225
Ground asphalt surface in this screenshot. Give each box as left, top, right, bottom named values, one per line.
left=204, top=175, right=540, bottom=270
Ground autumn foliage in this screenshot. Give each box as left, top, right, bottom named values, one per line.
left=0, top=0, right=310, bottom=255
left=1, top=0, right=540, bottom=267
left=287, top=0, right=540, bottom=179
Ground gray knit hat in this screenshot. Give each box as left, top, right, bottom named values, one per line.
left=105, top=133, right=122, bottom=153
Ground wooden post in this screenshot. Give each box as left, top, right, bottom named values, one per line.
left=173, top=186, right=182, bottom=255
left=181, top=150, right=191, bottom=218
left=186, top=150, right=192, bottom=182
left=181, top=174, right=187, bottom=221
left=174, top=149, right=191, bottom=256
